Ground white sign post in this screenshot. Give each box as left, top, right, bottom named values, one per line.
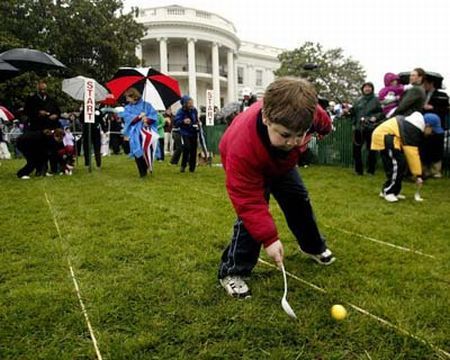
left=84, top=79, right=96, bottom=172
left=206, top=89, right=214, bottom=126
left=84, top=79, right=96, bottom=124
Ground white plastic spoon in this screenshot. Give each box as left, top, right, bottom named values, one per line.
left=281, top=263, right=297, bottom=319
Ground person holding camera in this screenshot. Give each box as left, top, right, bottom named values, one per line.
left=351, top=82, right=385, bottom=175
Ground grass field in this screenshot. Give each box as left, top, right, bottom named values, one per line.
left=1, top=155, right=449, bottom=359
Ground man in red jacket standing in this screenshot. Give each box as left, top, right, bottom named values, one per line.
left=218, top=77, right=335, bottom=299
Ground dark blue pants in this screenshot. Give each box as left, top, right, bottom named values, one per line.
left=180, top=135, right=198, bottom=172
left=218, top=168, right=327, bottom=279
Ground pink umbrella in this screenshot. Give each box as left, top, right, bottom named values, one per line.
left=0, top=106, right=14, bottom=121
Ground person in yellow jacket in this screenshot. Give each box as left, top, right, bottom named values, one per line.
left=371, top=111, right=431, bottom=202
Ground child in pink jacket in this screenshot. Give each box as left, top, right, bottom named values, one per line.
left=378, top=73, right=405, bottom=117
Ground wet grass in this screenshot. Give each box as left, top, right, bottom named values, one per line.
left=0, top=156, right=449, bottom=359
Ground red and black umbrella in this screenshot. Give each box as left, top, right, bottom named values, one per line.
left=0, top=106, right=15, bottom=122
left=106, top=67, right=181, bottom=110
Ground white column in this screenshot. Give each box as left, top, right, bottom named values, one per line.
left=227, top=49, right=235, bottom=103
left=266, top=68, right=274, bottom=85
left=212, top=42, right=221, bottom=108
left=158, top=37, right=168, bottom=73
left=247, top=64, right=255, bottom=90
left=135, top=43, right=143, bottom=67
left=187, top=38, right=197, bottom=103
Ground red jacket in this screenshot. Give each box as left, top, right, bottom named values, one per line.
left=219, top=101, right=331, bottom=248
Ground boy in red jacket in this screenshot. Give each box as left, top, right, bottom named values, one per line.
left=218, top=77, right=335, bottom=298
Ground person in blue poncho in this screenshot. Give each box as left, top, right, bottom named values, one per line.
left=174, top=95, right=199, bottom=172
left=122, top=87, right=159, bottom=177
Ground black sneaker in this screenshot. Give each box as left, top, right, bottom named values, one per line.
left=219, top=276, right=251, bottom=299
left=300, top=248, right=336, bottom=266
left=180, top=167, right=186, bottom=173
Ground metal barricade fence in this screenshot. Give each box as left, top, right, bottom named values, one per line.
left=203, top=120, right=450, bottom=176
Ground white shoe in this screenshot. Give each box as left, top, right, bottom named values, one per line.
left=219, top=276, right=251, bottom=299
left=300, top=247, right=336, bottom=265
left=45, top=172, right=54, bottom=177
left=396, top=194, right=406, bottom=200
left=384, top=194, right=398, bottom=202
left=20, top=175, right=30, bottom=180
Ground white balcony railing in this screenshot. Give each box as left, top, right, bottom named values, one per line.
left=137, top=6, right=237, bottom=34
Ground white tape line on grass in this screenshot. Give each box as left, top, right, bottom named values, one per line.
left=44, top=193, right=103, bottom=360
left=258, top=259, right=450, bottom=359
left=323, top=225, right=435, bottom=259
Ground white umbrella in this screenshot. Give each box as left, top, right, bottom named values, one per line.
left=62, top=76, right=109, bottom=102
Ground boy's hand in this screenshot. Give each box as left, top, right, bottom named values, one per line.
left=265, top=240, right=284, bottom=268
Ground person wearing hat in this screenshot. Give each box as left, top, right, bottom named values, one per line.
left=174, top=95, right=199, bottom=173
left=350, top=82, right=385, bottom=175
left=421, top=113, right=444, bottom=178
left=371, top=111, right=432, bottom=202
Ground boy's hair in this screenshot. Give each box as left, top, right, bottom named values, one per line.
left=263, top=77, right=317, bottom=133
left=124, top=87, right=142, bottom=101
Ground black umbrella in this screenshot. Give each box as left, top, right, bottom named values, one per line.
left=398, top=71, right=444, bottom=89
left=0, top=48, right=66, bottom=72
left=0, top=58, right=19, bottom=81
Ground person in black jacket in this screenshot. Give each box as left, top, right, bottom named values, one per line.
left=16, top=129, right=64, bottom=179
left=351, top=82, right=385, bottom=175
left=423, top=76, right=449, bottom=129
left=80, top=104, right=106, bottom=168
left=23, top=79, right=61, bottom=131
left=109, top=113, right=123, bottom=155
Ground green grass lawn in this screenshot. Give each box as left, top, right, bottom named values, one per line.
left=1, top=156, right=449, bottom=359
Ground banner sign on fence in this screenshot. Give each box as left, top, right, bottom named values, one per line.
left=206, top=89, right=214, bottom=126
left=84, top=79, right=96, bottom=124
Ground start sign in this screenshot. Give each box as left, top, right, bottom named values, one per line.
left=205, top=89, right=214, bottom=126
left=84, top=79, right=96, bottom=123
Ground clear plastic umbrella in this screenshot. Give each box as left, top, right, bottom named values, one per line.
left=62, top=76, right=109, bottom=102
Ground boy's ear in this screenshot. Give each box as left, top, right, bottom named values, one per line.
left=261, top=115, right=269, bottom=126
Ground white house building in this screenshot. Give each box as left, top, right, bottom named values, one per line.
left=135, top=5, right=283, bottom=108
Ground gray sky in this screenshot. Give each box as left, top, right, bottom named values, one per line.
left=124, top=0, right=450, bottom=93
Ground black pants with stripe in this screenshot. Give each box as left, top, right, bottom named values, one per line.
left=218, top=168, right=327, bottom=279
left=380, top=135, right=406, bottom=195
